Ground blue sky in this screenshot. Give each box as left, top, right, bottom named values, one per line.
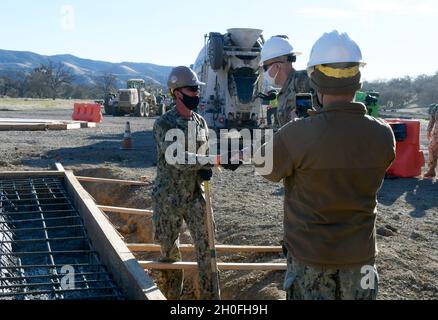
left=1, top=0, right=437, bottom=81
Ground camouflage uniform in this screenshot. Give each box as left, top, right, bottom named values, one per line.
left=276, top=70, right=311, bottom=126
left=426, top=105, right=438, bottom=177
left=152, top=107, right=219, bottom=300
left=284, top=254, right=379, bottom=300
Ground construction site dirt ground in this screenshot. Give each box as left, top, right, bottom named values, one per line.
left=0, top=99, right=437, bottom=300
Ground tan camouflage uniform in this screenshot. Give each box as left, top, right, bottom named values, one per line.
left=426, top=105, right=438, bottom=177
left=276, top=70, right=311, bottom=126
left=152, top=107, right=219, bottom=300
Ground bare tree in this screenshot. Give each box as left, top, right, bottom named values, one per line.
left=43, top=60, right=75, bottom=99
left=95, top=72, right=118, bottom=97
left=27, top=60, right=75, bottom=99
left=27, top=67, right=50, bottom=98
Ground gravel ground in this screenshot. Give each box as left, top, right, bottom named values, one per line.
left=0, top=99, right=437, bottom=300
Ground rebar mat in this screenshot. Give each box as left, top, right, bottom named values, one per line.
left=0, top=176, right=124, bottom=300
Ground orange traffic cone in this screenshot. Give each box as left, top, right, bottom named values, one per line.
left=121, top=121, right=133, bottom=150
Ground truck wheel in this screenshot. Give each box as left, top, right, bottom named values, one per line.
left=135, top=103, right=145, bottom=117
left=144, top=103, right=150, bottom=117
left=112, top=102, right=122, bottom=117
left=104, top=103, right=112, bottom=115
left=208, top=32, right=224, bottom=71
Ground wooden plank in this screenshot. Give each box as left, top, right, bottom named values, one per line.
left=0, top=118, right=64, bottom=123
left=0, top=123, right=48, bottom=131
left=0, top=118, right=93, bottom=131
left=55, top=162, right=65, bottom=172
left=63, top=170, right=165, bottom=300
left=47, top=123, right=81, bottom=130
left=0, top=171, right=64, bottom=178
left=140, top=261, right=287, bottom=271
left=98, top=205, right=153, bottom=216
left=0, top=118, right=94, bottom=126
left=128, top=244, right=283, bottom=254
left=82, top=122, right=97, bottom=128
left=76, top=176, right=149, bottom=186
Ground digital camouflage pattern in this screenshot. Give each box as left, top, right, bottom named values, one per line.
left=152, top=107, right=219, bottom=300
left=284, top=254, right=379, bottom=300
left=276, top=70, right=311, bottom=126
left=425, top=105, right=438, bottom=177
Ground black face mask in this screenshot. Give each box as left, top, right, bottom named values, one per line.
left=181, top=92, right=200, bottom=110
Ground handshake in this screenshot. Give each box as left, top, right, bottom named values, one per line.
left=198, top=149, right=248, bottom=181
left=218, top=150, right=245, bottom=171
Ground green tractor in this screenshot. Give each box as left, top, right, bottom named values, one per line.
left=355, top=91, right=380, bottom=117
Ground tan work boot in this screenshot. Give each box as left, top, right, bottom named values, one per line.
left=423, top=169, right=436, bottom=179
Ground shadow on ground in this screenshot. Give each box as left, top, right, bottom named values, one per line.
left=20, top=131, right=157, bottom=170
left=378, top=177, right=438, bottom=218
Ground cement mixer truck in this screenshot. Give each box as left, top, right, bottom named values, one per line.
left=193, top=28, right=265, bottom=129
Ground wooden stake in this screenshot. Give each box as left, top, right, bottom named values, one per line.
left=204, top=181, right=221, bottom=299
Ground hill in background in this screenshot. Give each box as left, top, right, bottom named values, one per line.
left=0, top=49, right=173, bottom=87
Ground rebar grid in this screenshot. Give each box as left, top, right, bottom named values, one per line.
left=0, top=177, right=123, bottom=300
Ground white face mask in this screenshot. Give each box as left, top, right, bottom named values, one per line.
left=264, top=64, right=280, bottom=86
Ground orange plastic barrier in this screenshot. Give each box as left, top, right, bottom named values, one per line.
left=72, top=103, right=102, bottom=123
left=385, top=119, right=425, bottom=178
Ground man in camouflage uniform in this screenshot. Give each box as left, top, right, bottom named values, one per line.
left=424, top=104, right=438, bottom=178
left=256, top=31, right=395, bottom=300
left=152, top=66, right=219, bottom=300
left=259, top=35, right=311, bottom=127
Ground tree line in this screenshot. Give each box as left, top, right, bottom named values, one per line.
left=1, top=60, right=438, bottom=107
left=363, top=71, right=438, bottom=108
left=0, top=60, right=118, bottom=100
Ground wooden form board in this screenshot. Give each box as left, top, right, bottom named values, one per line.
left=128, top=243, right=283, bottom=254
left=0, top=118, right=96, bottom=131
left=98, top=205, right=153, bottom=216
left=140, top=261, right=287, bottom=271
left=0, top=170, right=166, bottom=300
left=76, top=176, right=149, bottom=186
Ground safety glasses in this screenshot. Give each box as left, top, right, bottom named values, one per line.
left=262, top=62, right=281, bottom=72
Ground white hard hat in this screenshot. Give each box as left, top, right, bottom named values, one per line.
left=260, top=36, right=301, bottom=66
left=307, top=30, right=365, bottom=68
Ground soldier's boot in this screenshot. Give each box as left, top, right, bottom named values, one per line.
left=424, top=168, right=436, bottom=178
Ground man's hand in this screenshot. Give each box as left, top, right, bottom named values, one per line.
left=222, top=150, right=245, bottom=171
left=222, top=163, right=241, bottom=171
left=199, top=169, right=213, bottom=181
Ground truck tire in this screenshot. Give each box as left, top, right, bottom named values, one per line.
left=104, top=103, right=112, bottom=115
left=112, top=102, right=123, bottom=117
left=144, top=102, right=150, bottom=117
left=135, top=103, right=145, bottom=117
left=208, top=33, right=224, bottom=71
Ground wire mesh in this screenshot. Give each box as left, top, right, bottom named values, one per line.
left=0, top=177, right=124, bottom=300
